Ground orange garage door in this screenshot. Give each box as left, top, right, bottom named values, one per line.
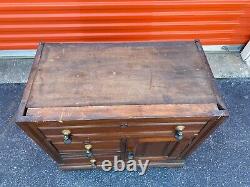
left=0, top=0, right=249, bottom=49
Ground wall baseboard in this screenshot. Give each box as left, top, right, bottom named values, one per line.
left=0, top=45, right=244, bottom=58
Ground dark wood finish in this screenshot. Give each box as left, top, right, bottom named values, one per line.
left=26, top=42, right=217, bottom=108
left=126, top=135, right=194, bottom=161
left=16, top=41, right=228, bottom=170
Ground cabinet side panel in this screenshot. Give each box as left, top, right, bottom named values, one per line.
left=17, top=122, right=62, bottom=164
left=181, top=115, right=228, bottom=158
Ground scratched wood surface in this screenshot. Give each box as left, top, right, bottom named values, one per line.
left=26, top=42, right=217, bottom=108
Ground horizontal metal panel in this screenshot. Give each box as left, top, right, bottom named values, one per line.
left=0, top=0, right=249, bottom=49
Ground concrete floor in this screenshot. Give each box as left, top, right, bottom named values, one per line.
left=0, top=52, right=250, bottom=84
left=0, top=79, right=249, bottom=186
left=206, top=52, right=250, bottom=78
left=0, top=58, right=33, bottom=84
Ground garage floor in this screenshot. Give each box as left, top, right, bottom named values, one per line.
left=0, top=55, right=249, bottom=186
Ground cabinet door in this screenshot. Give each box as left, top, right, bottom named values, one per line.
left=126, top=136, right=193, bottom=161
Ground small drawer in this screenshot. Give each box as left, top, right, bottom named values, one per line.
left=39, top=126, right=121, bottom=137
left=61, top=155, right=121, bottom=166
left=52, top=140, right=121, bottom=154
left=123, top=122, right=205, bottom=132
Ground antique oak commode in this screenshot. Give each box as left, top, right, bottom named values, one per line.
left=16, top=41, right=228, bottom=169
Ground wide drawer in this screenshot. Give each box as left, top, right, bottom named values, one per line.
left=47, top=131, right=199, bottom=142
left=39, top=121, right=206, bottom=139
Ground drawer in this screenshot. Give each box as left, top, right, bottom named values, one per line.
left=52, top=140, right=121, bottom=154
left=61, top=155, right=121, bottom=166
left=47, top=132, right=199, bottom=143
left=38, top=121, right=206, bottom=139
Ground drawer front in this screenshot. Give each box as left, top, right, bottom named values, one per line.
left=53, top=140, right=121, bottom=154
left=61, top=155, right=121, bottom=166
left=48, top=131, right=197, bottom=144
left=38, top=121, right=206, bottom=141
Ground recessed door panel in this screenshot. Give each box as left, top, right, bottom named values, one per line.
left=126, top=136, right=193, bottom=161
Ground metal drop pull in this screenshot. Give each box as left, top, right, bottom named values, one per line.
left=120, top=123, right=128, bottom=128
left=175, top=126, right=185, bottom=141
left=62, top=129, right=72, bottom=144
left=90, top=158, right=97, bottom=168
left=128, top=151, right=135, bottom=160
left=84, top=144, right=93, bottom=158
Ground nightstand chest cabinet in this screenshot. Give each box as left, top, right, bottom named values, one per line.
left=16, top=41, right=228, bottom=169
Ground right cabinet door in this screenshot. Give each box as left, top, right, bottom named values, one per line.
left=126, top=136, right=194, bottom=161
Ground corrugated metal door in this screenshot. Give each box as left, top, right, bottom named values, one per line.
left=0, top=0, right=249, bottom=49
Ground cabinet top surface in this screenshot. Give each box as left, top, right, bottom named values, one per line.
left=26, top=42, right=218, bottom=108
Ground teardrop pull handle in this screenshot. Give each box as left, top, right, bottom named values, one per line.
left=175, top=126, right=185, bottom=141
left=62, top=129, right=72, bottom=144
left=84, top=144, right=93, bottom=158
left=128, top=151, right=135, bottom=160
left=90, top=158, right=97, bottom=168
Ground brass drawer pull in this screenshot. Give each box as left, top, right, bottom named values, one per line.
left=84, top=144, right=93, bottom=158
left=120, top=123, right=128, bottom=128
left=175, top=126, right=185, bottom=141
left=90, top=158, right=97, bottom=168
left=62, top=129, right=72, bottom=144
left=128, top=151, right=135, bottom=160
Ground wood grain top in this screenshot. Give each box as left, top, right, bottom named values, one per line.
left=26, top=42, right=218, bottom=108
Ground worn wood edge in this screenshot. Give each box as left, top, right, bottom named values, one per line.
left=15, top=43, right=45, bottom=123
left=194, top=40, right=229, bottom=113
left=59, top=160, right=184, bottom=170
left=38, top=121, right=207, bottom=129
left=21, top=103, right=224, bottom=122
